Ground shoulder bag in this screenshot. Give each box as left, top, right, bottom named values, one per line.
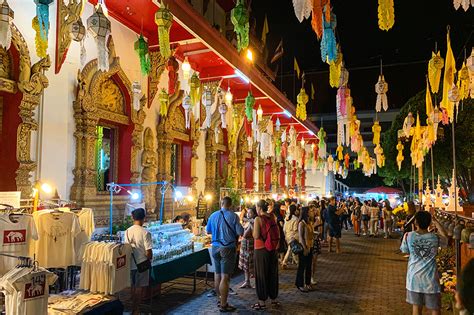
left=127, top=230, right=151, bottom=273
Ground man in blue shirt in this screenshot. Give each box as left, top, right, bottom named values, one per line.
left=206, top=196, right=243, bottom=312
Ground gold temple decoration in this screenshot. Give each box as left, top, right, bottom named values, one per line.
left=70, top=38, right=146, bottom=225
left=141, top=127, right=157, bottom=213
left=55, top=0, right=83, bottom=73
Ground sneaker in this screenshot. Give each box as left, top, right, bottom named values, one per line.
left=207, top=290, right=217, bottom=297
left=228, top=288, right=237, bottom=295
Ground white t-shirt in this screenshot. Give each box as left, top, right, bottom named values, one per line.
left=33, top=211, right=81, bottom=268
left=0, top=214, right=38, bottom=275
left=0, top=267, right=57, bottom=315
left=77, top=208, right=95, bottom=239
left=124, top=225, right=152, bottom=270
left=109, top=244, right=131, bottom=294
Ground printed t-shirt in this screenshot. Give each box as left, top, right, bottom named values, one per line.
left=400, top=231, right=440, bottom=293
left=0, top=214, right=38, bottom=275
left=109, top=244, right=132, bottom=293
left=33, top=211, right=81, bottom=268
left=124, top=225, right=153, bottom=270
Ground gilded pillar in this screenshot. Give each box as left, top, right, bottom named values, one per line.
left=257, top=157, right=265, bottom=192
left=286, top=161, right=293, bottom=190
left=205, top=130, right=217, bottom=195
left=271, top=159, right=279, bottom=193
left=296, top=167, right=303, bottom=191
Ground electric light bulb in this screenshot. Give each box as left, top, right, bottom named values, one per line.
left=205, top=194, right=212, bottom=201
left=246, top=48, right=253, bottom=62
left=186, top=195, right=194, bottom=202
left=41, top=183, right=52, bottom=194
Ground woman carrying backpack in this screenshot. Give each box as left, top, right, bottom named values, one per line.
left=251, top=200, right=281, bottom=311
left=295, top=206, right=313, bottom=292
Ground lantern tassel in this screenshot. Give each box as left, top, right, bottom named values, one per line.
left=97, top=35, right=109, bottom=72
left=158, top=25, right=171, bottom=59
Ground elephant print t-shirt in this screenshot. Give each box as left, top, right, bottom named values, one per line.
left=0, top=214, right=38, bottom=275
left=400, top=231, right=440, bottom=294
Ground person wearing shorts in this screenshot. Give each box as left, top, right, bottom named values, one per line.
left=401, top=211, right=448, bottom=315
left=206, top=197, right=243, bottom=312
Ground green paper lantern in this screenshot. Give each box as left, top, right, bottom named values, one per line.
left=231, top=0, right=249, bottom=52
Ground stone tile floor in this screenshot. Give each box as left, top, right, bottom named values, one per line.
left=124, top=231, right=415, bottom=314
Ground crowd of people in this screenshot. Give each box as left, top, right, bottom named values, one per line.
left=205, top=195, right=401, bottom=312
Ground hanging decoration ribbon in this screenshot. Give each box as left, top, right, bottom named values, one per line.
left=132, top=82, right=142, bottom=111
left=167, top=56, right=179, bottom=95
left=134, top=34, right=151, bottom=75
left=320, top=8, right=337, bottom=63
left=231, top=0, right=249, bottom=52
left=70, top=18, right=86, bottom=66
left=372, top=121, right=381, bottom=145
left=155, top=3, right=173, bottom=59
left=87, top=4, right=111, bottom=71
left=428, top=51, right=444, bottom=94
left=219, top=102, right=228, bottom=129
left=440, top=27, right=456, bottom=123
left=378, top=0, right=394, bottom=31
left=375, top=74, right=388, bottom=112
left=245, top=91, right=255, bottom=122
left=182, top=93, right=192, bottom=129
left=159, top=89, right=169, bottom=117
left=296, top=87, right=308, bottom=121
left=0, top=0, right=14, bottom=49
left=292, top=0, right=312, bottom=23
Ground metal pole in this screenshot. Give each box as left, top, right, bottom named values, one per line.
left=430, top=148, right=435, bottom=192
left=159, top=183, right=166, bottom=224
left=451, top=116, right=461, bottom=277
left=109, top=182, right=114, bottom=235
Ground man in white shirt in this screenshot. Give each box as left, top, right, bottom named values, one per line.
left=124, top=208, right=152, bottom=315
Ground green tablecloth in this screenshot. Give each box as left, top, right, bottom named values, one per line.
left=150, top=249, right=211, bottom=284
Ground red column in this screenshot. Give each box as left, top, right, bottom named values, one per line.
left=264, top=161, right=272, bottom=191
left=245, top=158, right=254, bottom=190
left=280, top=165, right=286, bottom=189
left=291, top=161, right=296, bottom=187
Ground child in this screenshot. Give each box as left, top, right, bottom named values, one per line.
left=400, top=211, right=447, bottom=315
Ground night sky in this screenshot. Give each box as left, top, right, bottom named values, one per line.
left=250, top=0, right=473, bottom=115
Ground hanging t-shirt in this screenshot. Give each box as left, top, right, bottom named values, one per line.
left=77, top=208, right=95, bottom=239
left=0, top=214, right=38, bottom=275
left=0, top=267, right=57, bottom=315
left=109, top=244, right=131, bottom=294
left=33, top=212, right=81, bottom=268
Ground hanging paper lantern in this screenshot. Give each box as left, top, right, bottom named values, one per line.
left=231, top=0, right=249, bottom=52
left=372, top=121, right=381, bottom=145
left=275, top=118, right=281, bottom=131
left=132, top=82, right=142, bottom=111
left=219, top=102, right=228, bottom=129
left=296, top=87, right=308, bottom=121
left=34, top=0, right=53, bottom=40
left=428, top=52, right=444, bottom=94
left=329, top=48, right=342, bottom=87
left=182, top=57, right=191, bottom=81
left=339, top=65, right=349, bottom=87
left=375, top=75, right=388, bottom=112
left=448, top=83, right=460, bottom=121
left=203, top=87, right=212, bottom=128
left=0, top=0, right=14, bottom=49
left=245, top=91, right=255, bottom=122
left=336, top=145, right=343, bottom=160
left=378, top=0, right=395, bottom=31
left=257, top=104, right=263, bottom=121
left=159, top=89, right=169, bottom=116
left=87, top=4, right=111, bottom=72
left=182, top=93, right=192, bottom=129
left=292, top=0, right=312, bottom=23
left=317, top=127, right=326, bottom=158
left=458, top=62, right=470, bottom=100
left=311, top=0, right=329, bottom=40
left=190, top=73, right=201, bottom=107
left=155, top=4, right=173, bottom=59
left=70, top=18, right=86, bottom=65
left=134, top=34, right=151, bottom=75
left=320, top=9, right=337, bottom=63
left=167, top=56, right=179, bottom=95
left=225, top=87, right=233, bottom=106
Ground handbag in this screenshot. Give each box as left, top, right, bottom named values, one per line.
left=289, top=239, right=304, bottom=255
left=127, top=230, right=151, bottom=273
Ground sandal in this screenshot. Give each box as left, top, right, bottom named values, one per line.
left=220, top=304, right=237, bottom=312
left=296, top=286, right=309, bottom=293
left=251, top=303, right=266, bottom=311
left=271, top=301, right=282, bottom=308
left=239, top=281, right=252, bottom=289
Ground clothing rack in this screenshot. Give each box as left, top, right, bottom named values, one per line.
left=0, top=252, right=36, bottom=269
left=92, top=234, right=123, bottom=243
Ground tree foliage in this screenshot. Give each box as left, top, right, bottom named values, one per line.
left=379, top=90, right=474, bottom=202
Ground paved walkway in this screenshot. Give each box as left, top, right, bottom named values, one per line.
left=126, top=231, right=413, bottom=314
